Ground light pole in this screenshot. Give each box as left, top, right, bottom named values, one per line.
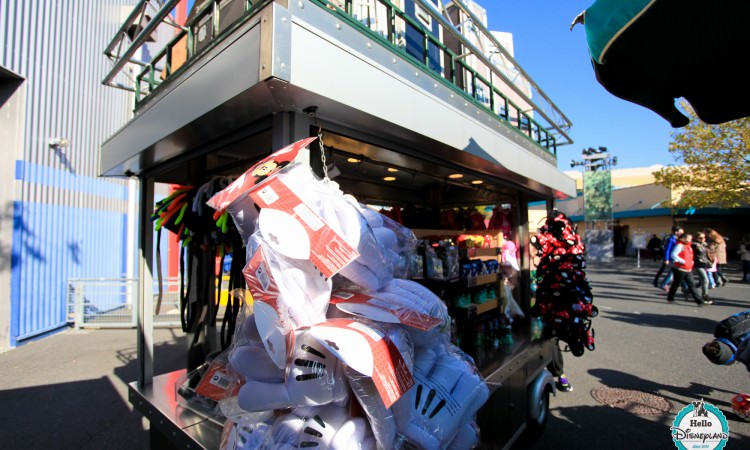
left=570, top=147, right=617, bottom=263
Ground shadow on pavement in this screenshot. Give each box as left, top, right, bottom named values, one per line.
left=601, top=310, right=718, bottom=334
left=112, top=331, right=188, bottom=387
left=589, top=368, right=734, bottom=408
left=515, top=404, right=672, bottom=449
left=586, top=368, right=750, bottom=444
left=0, top=333, right=187, bottom=450
left=0, top=377, right=147, bottom=450
left=517, top=369, right=750, bottom=449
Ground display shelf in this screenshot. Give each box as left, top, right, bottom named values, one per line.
left=477, top=327, right=555, bottom=382
left=412, top=229, right=505, bottom=239
left=416, top=274, right=499, bottom=298
left=452, top=298, right=499, bottom=320
left=476, top=298, right=499, bottom=315
left=467, top=273, right=499, bottom=287
left=462, top=247, right=500, bottom=258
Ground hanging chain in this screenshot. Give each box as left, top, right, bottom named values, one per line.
left=318, top=127, right=329, bottom=182
left=304, top=106, right=330, bottom=183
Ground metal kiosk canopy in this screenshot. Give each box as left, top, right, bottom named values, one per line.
left=99, top=0, right=579, bottom=386
left=99, top=2, right=579, bottom=447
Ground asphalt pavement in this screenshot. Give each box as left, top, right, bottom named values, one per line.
left=517, top=257, right=750, bottom=450
left=0, top=327, right=187, bottom=449
left=1, top=257, right=749, bottom=449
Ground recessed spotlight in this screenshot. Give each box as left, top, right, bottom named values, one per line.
left=471, top=180, right=483, bottom=185
left=346, top=157, right=361, bottom=163
left=448, top=173, right=464, bottom=179
left=383, top=176, right=396, bottom=182
left=387, top=167, right=399, bottom=173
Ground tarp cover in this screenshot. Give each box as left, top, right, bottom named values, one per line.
left=584, top=0, right=655, bottom=65
left=577, top=0, right=750, bottom=127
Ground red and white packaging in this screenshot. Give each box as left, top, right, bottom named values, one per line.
left=195, top=358, right=243, bottom=402
left=330, top=290, right=442, bottom=332
left=206, top=137, right=316, bottom=212
left=242, top=245, right=295, bottom=370
left=309, top=318, right=414, bottom=409
left=250, top=171, right=360, bottom=278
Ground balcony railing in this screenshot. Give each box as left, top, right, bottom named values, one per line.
left=103, top=0, right=571, bottom=156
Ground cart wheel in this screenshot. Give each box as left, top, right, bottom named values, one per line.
left=526, top=385, right=551, bottom=437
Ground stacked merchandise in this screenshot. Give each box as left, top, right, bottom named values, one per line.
left=415, top=238, right=460, bottom=282
left=530, top=212, right=597, bottom=357
left=151, top=177, right=248, bottom=368
left=179, top=138, right=489, bottom=450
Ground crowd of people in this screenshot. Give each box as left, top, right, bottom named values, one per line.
left=648, top=227, right=750, bottom=417
left=651, top=226, right=736, bottom=306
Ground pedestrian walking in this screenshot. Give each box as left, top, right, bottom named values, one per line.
left=667, top=233, right=710, bottom=305
left=647, top=234, right=662, bottom=261
left=705, top=259, right=718, bottom=289
left=739, top=235, right=750, bottom=283
left=692, top=232, right=713, bottom=302
left=654, top=226, right=683, bottom=288
left=706, top=228, right=729, bottom=286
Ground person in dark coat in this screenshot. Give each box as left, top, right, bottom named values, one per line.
left=647, top=234, right=662, bottom=261
left=692, top=231, right=713, bottom=302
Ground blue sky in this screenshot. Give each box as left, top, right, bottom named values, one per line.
left=482, top=1, right=677, bottom=170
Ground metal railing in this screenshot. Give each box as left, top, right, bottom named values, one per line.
left=132, top=0, right=270, bottom=106
left=313, top=0, right=571, bottom=153
left=67, top=278, right=182, bottom=329
left=103, top=0, right=571, bottom=155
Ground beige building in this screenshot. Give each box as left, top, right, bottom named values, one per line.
left=530, top=166, right=750, bottom=259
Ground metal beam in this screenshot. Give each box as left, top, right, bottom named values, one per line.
left=102, top=0, right=183, bottom=87
left=104, top=0, right=150, bottom=57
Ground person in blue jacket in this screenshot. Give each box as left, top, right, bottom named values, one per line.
left=653, top=225, right=683, bottom=288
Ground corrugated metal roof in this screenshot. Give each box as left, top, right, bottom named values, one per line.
left=2, top=0, right=138, bottom=344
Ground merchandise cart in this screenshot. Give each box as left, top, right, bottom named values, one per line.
left=101, top=1, right=578, bottom=448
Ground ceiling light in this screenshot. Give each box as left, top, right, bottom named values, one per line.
left=387, top=167, right=399, bottom=173
left=448, top=173, right=464, bottom=179
left=383, top=176, right=396, bottom=182
left=471, top=180, right=483, bottom=185
left=346, top=157, right=361, bottom=163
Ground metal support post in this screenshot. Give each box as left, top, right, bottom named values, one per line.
left=137, top=177, right=155, bottom=388
left=74, top=283, right=84, bottom=330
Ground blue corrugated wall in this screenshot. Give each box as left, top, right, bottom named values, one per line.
left=11, top=162, right=131, bottom=343
left=11, top=201, right=129, bottom=341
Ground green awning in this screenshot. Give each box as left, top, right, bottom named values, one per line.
left=583, top=0, right=656, bottom=64
left=574, top=0, right=750, bottom=127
